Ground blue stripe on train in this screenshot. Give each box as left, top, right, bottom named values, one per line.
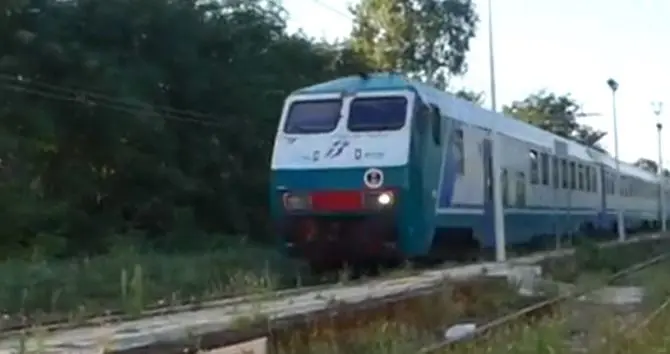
left=435, top=204, right=655, bottom=247
left=440, top=202, right=656, bottom=214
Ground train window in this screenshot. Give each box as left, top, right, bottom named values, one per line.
left=552, top=156, right=559, bottom=189
left=348, top=96, right=407, bottom=132
left=516, top=172, right=526, bottom=207
left=561, top=159, right=568, bottom=189
left=608, top=173, right=614, bottom=195
left=454, top=129, right=464, bottom=175
left=578, top=164, right=584, bottom=191
left=284, top=99, right=342, bottom=134
left=529, top=150, right=539, bottom=184
left=416, top=104, right=429, bottom=135
left=591, top=167, right=598, bottom=193
left=540, top=152, right=549, bottom=185
left=605, top=172, right=613, bottom=195
left=585, top=166, right=591, bottom=192
left=501, top=168, right=509, bottom=206
left=569, top=161, right=576, bottom=190
left=430, top=104, right=442, bottom=145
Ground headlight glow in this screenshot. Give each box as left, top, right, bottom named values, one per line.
left=376, top=192, right=393, bottom=206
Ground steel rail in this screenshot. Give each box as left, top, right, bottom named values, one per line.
left=416, top=251, right=670, bottom=353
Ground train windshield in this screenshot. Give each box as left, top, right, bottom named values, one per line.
left=283, top=99, right=342, bottom=134
left=347, top=96, right=408, bottom=132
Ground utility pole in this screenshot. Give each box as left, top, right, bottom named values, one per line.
left=653, top=101, right=666, bottom=232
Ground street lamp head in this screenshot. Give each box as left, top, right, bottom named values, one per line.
left=652, top=101, right=663, bottom=116
left=606, top=78, right=619, bottom=92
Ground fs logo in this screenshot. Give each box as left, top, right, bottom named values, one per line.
left=324, top=139, right=350, bottom=159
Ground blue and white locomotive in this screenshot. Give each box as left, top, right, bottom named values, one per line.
left=269, top=72, right=668, bottom=269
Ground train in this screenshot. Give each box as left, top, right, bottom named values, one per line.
left=269, top=72, right=669, bottom=269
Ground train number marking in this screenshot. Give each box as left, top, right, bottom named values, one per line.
left=364, top=168, right=384, bottom=189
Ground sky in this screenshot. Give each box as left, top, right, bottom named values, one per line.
left=282, top=0, right=670, bottom=165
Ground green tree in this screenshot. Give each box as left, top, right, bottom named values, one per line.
left=349, top=0, right=478, bottom=86
left=634, top=158, right=659, bottom=174
left=0, top=0, right=372, bottom=256
left=503, top=90, right=606, bottom=150
left=454, top=88, right=484, bottom=105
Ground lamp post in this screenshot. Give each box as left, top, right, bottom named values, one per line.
left=606, top=78, right=625, bottom=242
left=487, top=0, right=506, bottom=262
left=653, top=101, right=666, bottom=232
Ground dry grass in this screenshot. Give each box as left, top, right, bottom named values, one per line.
left=270, top=277, right=542, bottom=354
left=270, top=253, right=670, bottom=354
left=263, top=298, right=670, bottom=354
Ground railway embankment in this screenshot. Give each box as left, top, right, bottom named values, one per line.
left=1, top=233, right=668, bottom=354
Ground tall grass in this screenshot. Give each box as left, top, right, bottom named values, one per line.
left=0, top=239, right=306, bottom=321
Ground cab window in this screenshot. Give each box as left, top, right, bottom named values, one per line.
left=348, top=96, right=407, bottom=132
left=283, top=99, right=341, bottom=134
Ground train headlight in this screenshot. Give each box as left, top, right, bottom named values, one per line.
left=282, top=192, right=311, bottom=211
left=377, top=192, right=393, bottom=206
left=364, top=190, right=394, bottom=209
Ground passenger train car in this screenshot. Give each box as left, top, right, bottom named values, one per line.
left=269, top=72, right=669, bottom=269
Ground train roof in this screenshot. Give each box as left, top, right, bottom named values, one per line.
left=292, top=73, right=413, bottom=95
left=292, top=73, right=659, bottom=183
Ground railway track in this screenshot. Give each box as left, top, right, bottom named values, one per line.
left=0, top=265, right=424, bottom=338
left=0, top=233, right=667, bottom=354
left=417, top=250, right=670, bottom=353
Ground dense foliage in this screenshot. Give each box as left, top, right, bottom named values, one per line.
left=0, top=0, right=645, bottom=260
left=0, top=0, right=373, bottom=257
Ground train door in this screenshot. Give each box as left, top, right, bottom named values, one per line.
left=410, top=102, right=446, bottom=256
left=422, top=104, right=446, bottom=243
left=481, top=136, right=496, bottom=244
left=599, top=165, right=608, bottom=229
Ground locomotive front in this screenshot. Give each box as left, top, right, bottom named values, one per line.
left=269, top=86, right=417, bottom=269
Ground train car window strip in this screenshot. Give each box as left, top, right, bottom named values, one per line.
left=430, top=104, right=442, bottom=145
left=577, top=164, right=584, bottom=191
left=540, top=152, right=550, bottom=185
left=501, top=168, right=509, bottom=206
left=347, top=96, right=408, bottom=132
left=591, top=167, right=598, bottom=193
left=529, top=149, right=539, bottom=184
left=283, top=99, right=342, bottom=134
left=569, top=161, right=577, bottom=190
left=561, top=159, right=568, bottom=189
left=516, top=171, right=526, bottom=207
left=454, top=129, right=464, bottom=175
left=551, top=156, right=559, bottom=189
